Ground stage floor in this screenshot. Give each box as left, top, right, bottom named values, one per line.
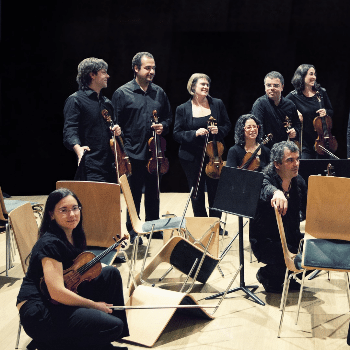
left=1, top=192, right=349, bottom=350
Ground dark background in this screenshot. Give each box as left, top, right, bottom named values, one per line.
left=1, top=0, right=350, bottom=195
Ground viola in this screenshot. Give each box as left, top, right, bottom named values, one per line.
left=313, top=91, right=338, bottom=156
left=239, top=134, right=273, bottom=171
left=101, top=109, right=132, bottom=179
left=284, top=116, right=301, bottom=150
left=40, top=235, right=128, bottom=304
left=147, top=110, right=169, bottom=197
left=205, top=116, right=224, bottom=179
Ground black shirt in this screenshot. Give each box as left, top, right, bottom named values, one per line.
left=112, top=79, right=172, bottom=160
left=63, top=89, right=115, bottom=174
left=251, top=95, right=300, bottom=147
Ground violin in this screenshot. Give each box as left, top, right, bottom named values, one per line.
left=313, top=91, right=338, bottom=156
left=239, top=134, right=273, bottom=171
left=205, top=116, right=224, bottom=179
left=101, top=109, right=132, bottom=179
left=40, top=235, right=128, bottom=304
left=147, top=110, right=169, bottom=196
left=284, top=116, right=301, bottom=150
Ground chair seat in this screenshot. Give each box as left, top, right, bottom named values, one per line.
left=303, top=238, right=350, bottom=270
left=4, top=200, right=38, bottom=213
left=141, top=217, right=186, bottom=233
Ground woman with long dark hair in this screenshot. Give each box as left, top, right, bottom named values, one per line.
left=286, top=64, right=334, bottom=159
left=16, top=188, right=129, bottom=350
left=226, top=114, right=270, bottom=171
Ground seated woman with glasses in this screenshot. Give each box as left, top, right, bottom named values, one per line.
left=226, top=114, right=270, bottom=171
left=16, top=188, right=129, bottom=350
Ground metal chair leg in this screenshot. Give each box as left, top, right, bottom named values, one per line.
left=345, top=272, right=350, bottom=312
left=280, top=268, right=289, bottom=310
left=278, top=273, right=292, bottom=338
left=159, top=266, right=174, bottom=281
left=295, top=270, right=306, bottom=325
left=15, top=320, right=22, bottom=349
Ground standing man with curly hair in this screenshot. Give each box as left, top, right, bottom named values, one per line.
left=112, top=52, right=172, bottom=243
left=63, top=57, right=121, bottom=183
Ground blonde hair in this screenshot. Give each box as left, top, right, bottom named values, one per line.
left=187, top=73, right=211, bottom=95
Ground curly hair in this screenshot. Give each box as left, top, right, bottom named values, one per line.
left=187, top=73, right=211, bottom=95
left=234, top=114, right=263, bottom=146
left=263, top=141, right=299, bottom=175
left=76, top=57, right=108, bottom=90
left=291, top=64, right=320, bottom=93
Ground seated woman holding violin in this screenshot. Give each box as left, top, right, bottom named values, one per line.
left=226, top=114, right=271, bottom=171
left=16, top=188, right=129, bottom=350
left=173, top=73, right=231, bottom=225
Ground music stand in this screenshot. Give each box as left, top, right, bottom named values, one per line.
left=206, top=166, right=265, bottom=305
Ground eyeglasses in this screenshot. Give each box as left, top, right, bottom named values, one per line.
left=244, top=125, right=258, bottom=130
left=265, top=83, right=280, bottom=88
left=57, top=206, right=81, bottom=215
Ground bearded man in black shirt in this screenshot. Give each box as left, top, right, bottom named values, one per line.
left=251, top=71, right=300, bottom=148
left=63, top=57, right=121, bottom=183
left=112, top=52, right=172, bottom=243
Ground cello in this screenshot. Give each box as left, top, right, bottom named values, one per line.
left=313, top=91, right=338, bottom=156
left=101, top=109, right=132, bottom=179
left=147, top=110, right=169, bottom=198
left=239, top=134, right=273, bottom=171
left=205, top=116, right=224, bottom=179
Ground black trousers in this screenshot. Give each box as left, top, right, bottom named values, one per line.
left=180, top=157, right=221, bottom=218
left=20, top=267, right=129, bottom=350
left=126, top=158, right=160, bottom=232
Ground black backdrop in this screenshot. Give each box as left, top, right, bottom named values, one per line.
left=1, top=0, right=350, bottom=195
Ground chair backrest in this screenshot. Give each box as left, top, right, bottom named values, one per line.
left=274, top=206, right=300, bottom=273
left=119, top=175, right=142, bottom=232
left=56, top=181, right=121, bottom=247
left=305, top=176, right=350, bottom=241
left=9, top=203, right=38, bottom=274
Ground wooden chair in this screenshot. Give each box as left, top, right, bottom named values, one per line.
left=8, top=203, right=39, bottom=349
left=119, top=174, right=187, bottom=279
left=56, top=181, right=123, bottom=265
left=276, top=175, right=350, bottom=337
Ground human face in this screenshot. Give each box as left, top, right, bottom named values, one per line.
left=264, top=77, right=283, bottom=103
left=274, top=149, right=300, bottom=181
left=193, top=78, right=209, bottom=97
left=135, top=56, right=156, bottom=85
left=90, top=68, right=109, bottom=91
left=50, top=195, right=81, bottom=236
left=304, top=67, right=316, bottom=88
left=244, top=118, right=259, bottom=141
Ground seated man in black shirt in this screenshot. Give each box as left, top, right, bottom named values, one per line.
left=250, top=141, right=307, bottom=293
left=251, top=71, right=300, bottom=149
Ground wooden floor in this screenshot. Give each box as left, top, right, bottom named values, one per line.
left=1, top=192, right=350, bottom=350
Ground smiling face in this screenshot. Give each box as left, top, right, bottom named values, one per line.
left=90, top=68, right=109, bottom=92
left=134, top=56, right=156, bottom=86
left=274, top=148, right=300, bottom=181
left=304, top=67, right=316, bottom=89
left=50, top=195, right=81, bottom=237
left=264, top=77, right=283, bottom=103
left=244, top=118, right=259, bottom=141
left=193, top=78, right=210, bottom=97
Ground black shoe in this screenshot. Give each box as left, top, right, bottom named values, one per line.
left=130, top=234, right=143, bottom=245
left=114, top=255, right=126, bottom=263
left=256, top=270, right=283, bottom=293
left=219, top=227, right=228, bottom=236
left=152, top=231, right=163, bottom=239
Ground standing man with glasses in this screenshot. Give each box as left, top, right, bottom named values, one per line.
left=251, top=71, right=300, bottom=148
left=112, top=52, right=172, bottom=244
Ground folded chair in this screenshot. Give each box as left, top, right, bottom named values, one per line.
left=276, top=175, right=350, bottom=337
left=56, top=181, right=124, bottom=265
left=8, top=203, right=39, bottom=349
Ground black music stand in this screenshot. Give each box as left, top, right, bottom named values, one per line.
left=206, top=166, right=265, bottom=305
